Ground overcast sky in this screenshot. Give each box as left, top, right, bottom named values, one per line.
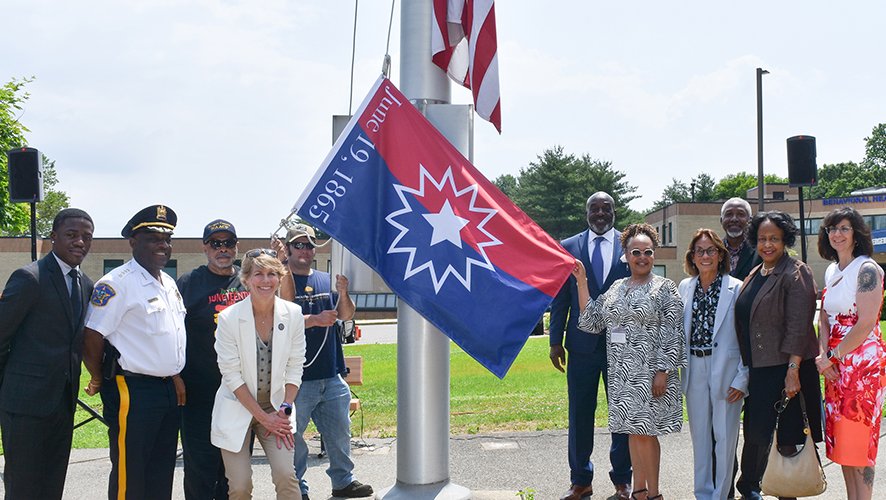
left=2, top=1, right=883, bottom=237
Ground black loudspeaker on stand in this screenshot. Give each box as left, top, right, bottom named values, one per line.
left=7, top=147, right=44, bottom=202
left=6, top=147, right=44, bottom=262
left=786, top=136, right=817, bottom=262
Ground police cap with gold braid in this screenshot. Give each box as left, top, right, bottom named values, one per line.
left=121, top=204, right=177, bottom=238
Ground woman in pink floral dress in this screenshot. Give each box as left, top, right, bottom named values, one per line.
left=816, top=207, right=886, bottom=500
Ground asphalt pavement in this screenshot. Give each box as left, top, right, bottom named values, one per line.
left=3, top=324, right=882, bottom=498
left=3, top=425, right=881, bottom=499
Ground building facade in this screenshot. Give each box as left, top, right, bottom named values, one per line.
left=645, top=187, right=886, bottom=285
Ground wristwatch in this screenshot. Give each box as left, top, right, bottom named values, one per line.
left=826, top=349, right=840, bottom=363
left=280, top=402, right=293, bottom=415
left=787, top=361, right=799, bottom=370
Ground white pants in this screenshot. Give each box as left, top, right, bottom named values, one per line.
left=685, top=354, right=743, bottom=500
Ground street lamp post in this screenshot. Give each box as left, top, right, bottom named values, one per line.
left=756, top=68, right=769, bottom=212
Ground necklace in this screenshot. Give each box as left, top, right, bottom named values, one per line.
left=760, top=265, right=775, bottom=276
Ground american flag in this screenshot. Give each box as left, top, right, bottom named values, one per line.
left=431, top=0, right=502, bottom=133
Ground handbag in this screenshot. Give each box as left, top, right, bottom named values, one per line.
left=760, top=390, right=827, bottom=497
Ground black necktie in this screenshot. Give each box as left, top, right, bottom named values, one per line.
left=69, top=268, right=82, bottom=324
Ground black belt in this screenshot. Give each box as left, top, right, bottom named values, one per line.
left=690, top=348, right=713, bottom=357
left=120, top=370, right=174, bottom=381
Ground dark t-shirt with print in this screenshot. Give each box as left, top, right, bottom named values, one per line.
left=291, top=270, right=346, bottom=381
left=177, top=265, right=249, bottom=398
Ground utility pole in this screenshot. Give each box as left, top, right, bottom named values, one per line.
left=756, top=67, right=769, bottom=212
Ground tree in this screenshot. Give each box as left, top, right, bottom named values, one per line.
left=650, top=178, right=691, bottom=211
left=712, top=172, right=789, bottom=200
left=492, top=173, right=518, bottom=199
left=806, top=161, right=869, bottom=199
left=0, top=78, right=70, bottom=236
left=861, top=123, right=886, bottom=177
left=0, top=78, right=32, bottom=234
left=499, top=146, right=641, bottom=239
left=693, top=173, right=717, bottom=202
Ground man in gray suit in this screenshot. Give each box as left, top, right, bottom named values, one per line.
left=0, top=208, right=95, bottom=499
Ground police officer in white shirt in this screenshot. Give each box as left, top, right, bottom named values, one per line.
left=83, top=204, right=187, bottom=500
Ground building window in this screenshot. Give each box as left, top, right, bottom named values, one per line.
left=653, top=265, right=666, bottom=277
left=872, top=215, right=886, bottom=231
left=804, top=218, right=822, bottom=235
left=772, top=191, right=785, bottom=200
left=353, top=293, right=397, bottom=311
left=668, top=222, right=673, bottom=244
left=103, top=259, right=124, bottom=275
left=164, top=259, right=178, bottom=279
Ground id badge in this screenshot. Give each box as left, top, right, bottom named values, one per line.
left=611, top=326, right=627, bottom=344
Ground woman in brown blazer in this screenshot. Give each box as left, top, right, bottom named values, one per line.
left=733, top=211, right=823, bottom=500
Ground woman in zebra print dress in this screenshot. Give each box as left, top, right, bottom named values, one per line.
left=575, top=223, right=685, bottom=500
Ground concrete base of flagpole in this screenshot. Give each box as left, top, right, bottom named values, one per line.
left=376, top=480, right=471, bottom=500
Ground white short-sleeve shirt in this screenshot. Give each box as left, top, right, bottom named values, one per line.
left=85, top=259, right=187, bottom=377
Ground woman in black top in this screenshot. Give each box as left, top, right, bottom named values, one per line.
left=733, top=211, right=823, bottom=500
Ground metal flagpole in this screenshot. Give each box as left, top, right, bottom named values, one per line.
left=377, top=0, right=470, bottom=498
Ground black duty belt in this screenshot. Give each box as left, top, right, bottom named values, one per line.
left=120, top=369, right=174, bottom=381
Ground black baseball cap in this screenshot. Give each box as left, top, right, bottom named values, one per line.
left=203, top=219, right=237, bottom=242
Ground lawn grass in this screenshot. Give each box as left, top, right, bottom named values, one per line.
left=11, top=320, right=886, bottom=449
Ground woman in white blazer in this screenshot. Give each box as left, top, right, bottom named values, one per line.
left=678, top=229, right=748, bottom=500
left=211, top=250, right=306, bottom=500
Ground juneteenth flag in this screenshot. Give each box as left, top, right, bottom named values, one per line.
left=294, top=76, right=573, bottom=378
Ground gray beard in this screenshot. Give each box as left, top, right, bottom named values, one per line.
left=726, top=228, right=745, bottom=239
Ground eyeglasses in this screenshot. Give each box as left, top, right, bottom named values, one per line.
left=629, top=248, right=655, bottom=258
left=245, top=248, right=277, bottom=259
left=825, top=225, right=852, bottom=235
left=206, top=239, right=237, bottom=249
left=693, top=247, right=719, bottom=257
left=757, top=237, right=782, bottom=245
left=289, top=241, right=315, bottom=250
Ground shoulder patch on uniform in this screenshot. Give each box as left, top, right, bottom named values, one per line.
left=90, top=283, right=117, bottom=307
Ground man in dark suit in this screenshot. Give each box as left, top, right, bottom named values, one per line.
left=0, top=208, right=95, bottom=499
left=721, top=197, right=760, bottom=280
left=550, top=192, right=632, bottom=500
left=719, top=197, right=759, bottom=498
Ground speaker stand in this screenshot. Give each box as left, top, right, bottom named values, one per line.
left=798, top=186, right=807, bottom=263
left=29, top=199, right=37, bottom=261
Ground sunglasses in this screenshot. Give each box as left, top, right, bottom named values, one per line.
left=245, top=248, right=277, bottom=259
left=289, top=241, right=315, bottom=250
left=629, top=248, right=655, bottom=258
left=206, top=239, right=237, bottom=249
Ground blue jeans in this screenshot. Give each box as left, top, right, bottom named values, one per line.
left=293, top=375, right=354, bottom=495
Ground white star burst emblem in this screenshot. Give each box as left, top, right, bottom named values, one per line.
left=385, top=165, right=502, bottom=293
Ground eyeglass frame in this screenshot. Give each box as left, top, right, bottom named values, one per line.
left=289, top=241, right=315, bottom=250
left=824, top=225, right=853, bottom=235
left=206, top=238, right=237, bottom=249
left=692, top=247, right=719, bottom=257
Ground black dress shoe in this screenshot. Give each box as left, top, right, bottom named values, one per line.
left=301, top=495, right=310, bottom=500
left=332, top=480, right=374, bottom=498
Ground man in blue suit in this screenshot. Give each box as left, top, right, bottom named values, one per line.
left=550, top=192, right=632, bottom=500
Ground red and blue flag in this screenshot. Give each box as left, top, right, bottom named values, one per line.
left=294, top=76, right=573, bottom=378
